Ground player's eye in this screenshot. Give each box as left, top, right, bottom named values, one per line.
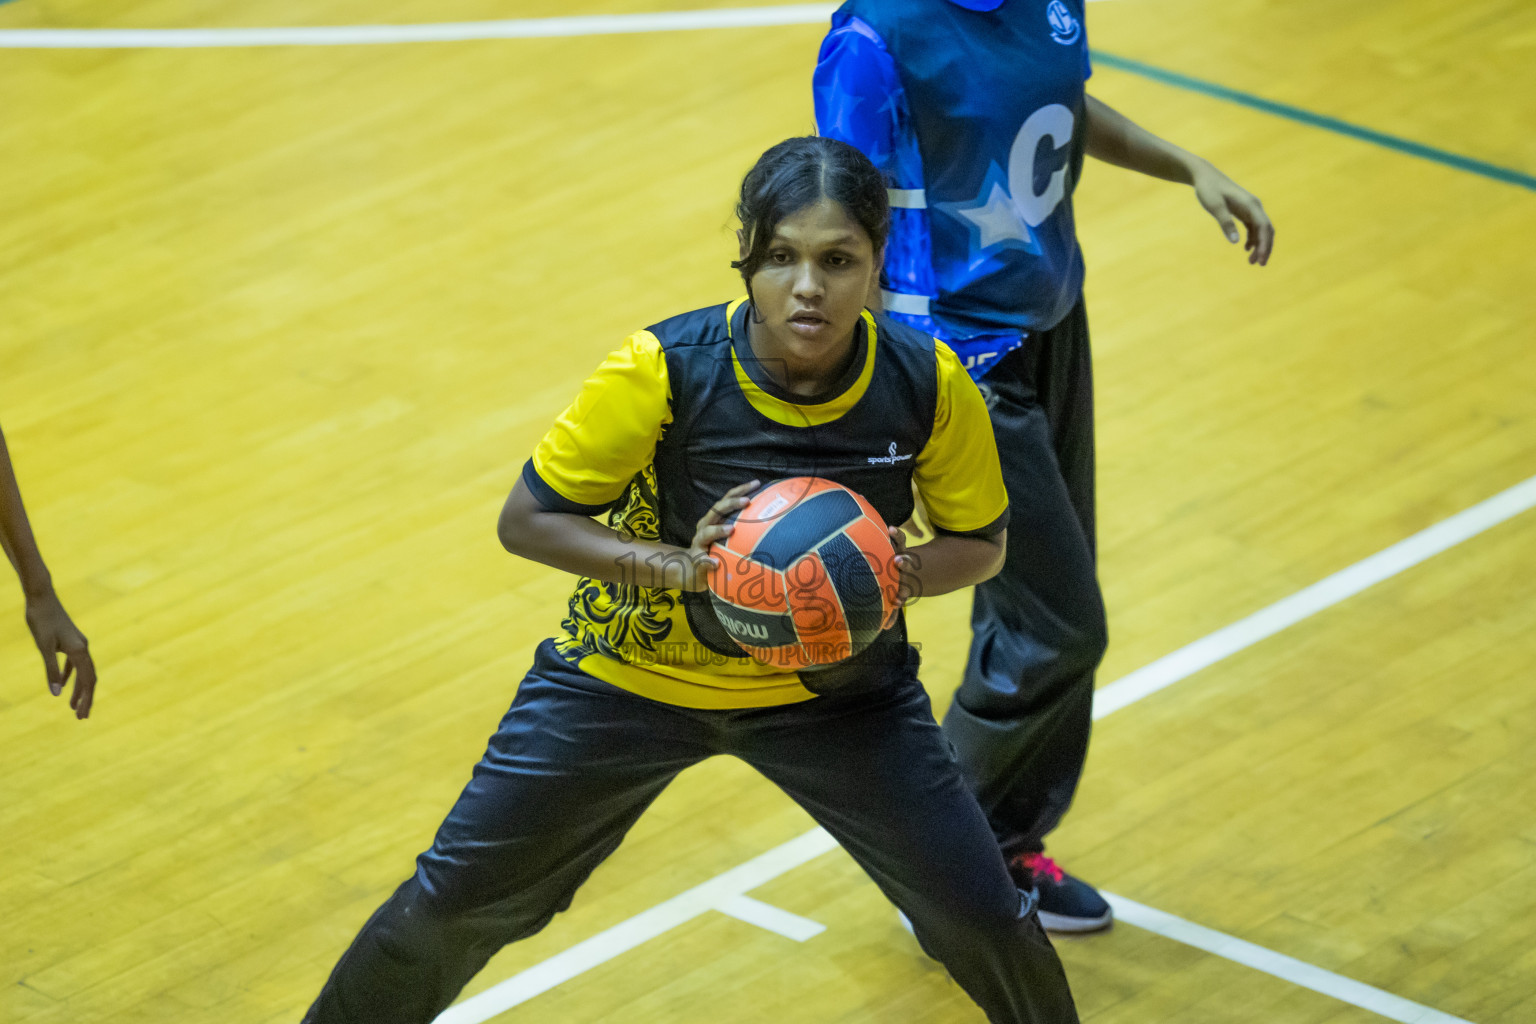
left=824, top=252, right=852, bottom=267
left=768, top=249, right=793, bottom=264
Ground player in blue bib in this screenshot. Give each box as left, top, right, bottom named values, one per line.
left=815, top=0, right=1274, bottom=931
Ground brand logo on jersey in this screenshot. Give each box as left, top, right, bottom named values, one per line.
left=718, top=611, right=770, bottom=641
left=961, top=351, right=1000, bottom=371
left=1047, top=1, right=1081, bottom=45
left=867, top=441, right=914, bottom=466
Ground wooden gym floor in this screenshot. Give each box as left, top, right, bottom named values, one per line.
left=1, top=1, right=1533, bottom=1021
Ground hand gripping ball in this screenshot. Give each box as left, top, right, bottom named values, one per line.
left=707, top=478, right=902, bottom=669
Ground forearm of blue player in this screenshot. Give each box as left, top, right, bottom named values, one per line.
left=1085, top=94, right=1274, bottom=263
left=1083, top=94, right=1202, bottom=184
left=498, top=477, right=711, bottom=592
left=897, top=529, right=1006, bottom=604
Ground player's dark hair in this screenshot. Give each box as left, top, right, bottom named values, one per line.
left=732, top=136, right=889, bottom=311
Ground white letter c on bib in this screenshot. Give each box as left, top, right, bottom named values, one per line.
left=1008, top=104, right=1075, bottom=228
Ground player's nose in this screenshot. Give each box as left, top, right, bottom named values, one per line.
left=791, top=260, right=824, bottom=298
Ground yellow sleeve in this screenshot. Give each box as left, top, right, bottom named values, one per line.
left=525, top=330, right=672, bottom=513
left=912, top=341, right=1009, bottom=535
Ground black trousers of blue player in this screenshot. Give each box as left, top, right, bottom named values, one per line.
left=942, top=298, right=1109, bottom=859
left=302, top=640, right=1078, bottom=1024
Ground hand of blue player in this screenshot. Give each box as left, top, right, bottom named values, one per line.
left=685, top=480, right=761, bottom=591
left=1191, top=160, right=1274, bottom=266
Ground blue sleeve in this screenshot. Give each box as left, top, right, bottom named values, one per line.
left=813, top=15, right=902, bottom=174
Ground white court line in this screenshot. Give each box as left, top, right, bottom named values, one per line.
left=433, top=829, right=838, bottom=1024
left=1104, top=893, right=1473, bottom=1024
left=1093, top=472, right=1536, bottom=718
left=717, top=895, right=827, bottom=941
left=434, top=470, right=1536, bottom=1022
left=0, top=2, right=1112, bottom=49
left=1, top=6, right=839, bottom=48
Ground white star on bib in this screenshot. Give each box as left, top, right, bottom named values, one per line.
left=955, top=181, right=1032, bottom=250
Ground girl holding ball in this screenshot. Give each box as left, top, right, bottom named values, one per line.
left=303, top=136, right=1077, bottom=1024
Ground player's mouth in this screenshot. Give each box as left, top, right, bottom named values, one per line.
left=786, top=310, right=831, bottom=336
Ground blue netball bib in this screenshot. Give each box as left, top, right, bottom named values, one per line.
left=815, top=0, right=1092, bottom=377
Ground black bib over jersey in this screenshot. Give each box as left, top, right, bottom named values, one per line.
left=649, top=301, right=938, bottom=669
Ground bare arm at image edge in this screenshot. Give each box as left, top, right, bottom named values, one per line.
left=0, top=424, right=96, bottom=719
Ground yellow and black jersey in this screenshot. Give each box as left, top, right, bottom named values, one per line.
left=521, top=298, right=1007, bottom=709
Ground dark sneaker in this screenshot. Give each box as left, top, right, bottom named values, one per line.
left=1009, top=852, right=1112, bottom=933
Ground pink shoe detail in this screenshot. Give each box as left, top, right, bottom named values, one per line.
left=1014, top=852, right=1066, bottom=885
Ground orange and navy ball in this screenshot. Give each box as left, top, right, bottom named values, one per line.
left=707, top=478, right=902, bottom=669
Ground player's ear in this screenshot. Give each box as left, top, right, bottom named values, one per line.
left=866, top=245, right=886, bottom=310
left=736, top=228, right=749, bottom=262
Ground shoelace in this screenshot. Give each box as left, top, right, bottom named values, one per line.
left=1015, top=851, right=1066, bottom=885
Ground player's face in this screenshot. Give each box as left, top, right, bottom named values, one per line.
left=743, top=198, right=880, bottom=383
